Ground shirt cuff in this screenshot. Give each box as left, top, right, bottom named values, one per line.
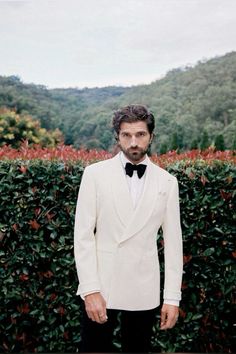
left=163, top=299, right=180, bottom=307
left=80, top=290, right=100, bottom=300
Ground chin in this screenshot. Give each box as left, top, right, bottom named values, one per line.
left=128, top=153, right=144, bottom=162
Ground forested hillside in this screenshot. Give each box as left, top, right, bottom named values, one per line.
left=0, top=51, right=235, bottom=152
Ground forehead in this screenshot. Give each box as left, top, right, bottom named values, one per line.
left=119, top=121, right=149, bottom=133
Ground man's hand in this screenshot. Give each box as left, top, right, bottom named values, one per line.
left=160, top=304, right=179, bottom=330
left=84, top=292, right=108, bottom=324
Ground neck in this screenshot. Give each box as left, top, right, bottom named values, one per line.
left=122, top=152, right=147, bottom=165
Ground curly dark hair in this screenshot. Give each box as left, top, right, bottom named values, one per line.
left=112, top=104, right=155, bottom=135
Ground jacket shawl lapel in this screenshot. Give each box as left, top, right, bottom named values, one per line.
left=110, top=154, right=158, bottom=243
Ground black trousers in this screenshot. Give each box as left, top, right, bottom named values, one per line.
left=79, top=302, right=158, bottom=353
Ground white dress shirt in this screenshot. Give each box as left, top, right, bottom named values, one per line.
left=120, top=152, right=148, bottom=208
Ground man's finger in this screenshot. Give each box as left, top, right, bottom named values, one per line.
left=161, top=314, right=178, bottom=329
left=160, top=309, right=167, bottom=328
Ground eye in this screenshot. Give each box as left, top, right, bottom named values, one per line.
left=121, top=132, right=130, bottom=138
left=137, top=132, right=147, bottom=137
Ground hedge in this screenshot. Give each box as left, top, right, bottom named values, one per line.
left=0, top=157, right=235, bottom=352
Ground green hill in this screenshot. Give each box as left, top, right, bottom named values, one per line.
left=0, top=51, right=235, bottom=152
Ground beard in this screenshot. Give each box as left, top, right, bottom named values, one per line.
left=118, top=145, right=149, bottom=163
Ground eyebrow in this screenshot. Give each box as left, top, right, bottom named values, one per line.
left=120, top=130, right=148, bottom=134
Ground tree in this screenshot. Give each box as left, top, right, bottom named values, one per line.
left=159, top=142, right=168, bottom=154
left=0, top=51, right=235, bottom=151
left=232, top=136, right=236, bottom=150
left=214, top=134, right=225, bottom=151
left=0, top=108, right=63, bottom=148
left=200, top=130, right=210, bottom=150
left=170, top=132, right=179, bottom=151
left=190, top=139, right=199, bottom=149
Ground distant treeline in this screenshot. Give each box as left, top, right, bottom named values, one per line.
left=0, top=51, right=235, bottom=152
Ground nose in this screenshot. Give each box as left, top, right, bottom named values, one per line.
left=130, top=136, right=138, bottom=147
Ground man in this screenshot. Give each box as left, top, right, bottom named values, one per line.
left=74, top=104, right=183, bottom=353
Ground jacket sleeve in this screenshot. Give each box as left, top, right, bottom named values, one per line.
left=162, top=176, right=183, bottom=302
left=74, top=166, right=101, bottom=296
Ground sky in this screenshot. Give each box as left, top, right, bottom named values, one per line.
left=0, top=0, right=236, bottom=89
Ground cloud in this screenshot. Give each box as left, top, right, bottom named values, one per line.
left=0, top=0, right=236, bottom=88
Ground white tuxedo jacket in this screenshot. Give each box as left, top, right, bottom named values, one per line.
left=74, top=154, right=183, bottom=310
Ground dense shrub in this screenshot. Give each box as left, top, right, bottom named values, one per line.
left=0, top=152, right=235, bottom=352
left=154, top=161, right=235, bottom=353
left=0, top=160, right=83, bottom=352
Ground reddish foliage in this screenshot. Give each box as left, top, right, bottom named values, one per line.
left=19, top=274, right=29, bottom=281
left=0, top=141, right=112, bottom=164
left=200, top=175, right=209, bottom=186
left=63, top=331, right=69, bottom=340
left=220, top=190, right=232, bottom=200
left=42, top=271, right=53, bottom=278
left=183, top=255, right=192, bottom=264
left=19, top=165, right=27, bottom=173
left=50, top=293, right=57, bottom=301
left=28, top=219, right=40, bottom=230
left=17, top=303, right=30, bottom=314
left=57, top=306, right=65, bottom=316
left=0, top=141, right=235, bottom=166
left=179, top=308, right=187, bottom=318
left=12, top=223, right=18, bottom=232
left=34, top=208, right=41, bottom=217
left=151, top=148, right=236, bottom=167
left=46, top=212, right=55, bottom=221
left=181, top=282, right=188, bottom=290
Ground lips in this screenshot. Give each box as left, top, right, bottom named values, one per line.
left=129, top=147, right=140, bottom=152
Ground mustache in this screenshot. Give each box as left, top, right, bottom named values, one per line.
left=128, top=146, right=141, bottom=150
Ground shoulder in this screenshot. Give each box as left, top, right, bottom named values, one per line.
left=149, top=160, right=177, bottom=182
left=83, top=155, right=118, bottom=175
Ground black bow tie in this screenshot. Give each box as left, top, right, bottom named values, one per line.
left=125, top=162, right=147, bottom=179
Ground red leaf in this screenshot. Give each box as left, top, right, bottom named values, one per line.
left=58, top=306, right=65, bottom=316
left=50, top=293, right=57, bottom=301
left=34, top=208, right=41, bottom=216
left=31, top=186, right=37, bottom=193
left=200, top=175, right=208, bottom=186
left=220, top=190, right=232, bottom=200
left=183, top=255, right=192, bottom=264
left=19, top=165, right=27, bottom=173
left=29, top=219, right=40, bottom=230
left=63, top=331, right=69, bottom=340
left=46, top=212, right=55, bottom=221
left=12, top=223, right=18, bottom=232
left=179, top=308, right=186, bottom=318
left=17, top=303, right=30, bottom=314
left=188, top=171, right=195, bottom=179
left=19, top=274, right=29, bottom=281
left=40, top=270, right=54, bottom=278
